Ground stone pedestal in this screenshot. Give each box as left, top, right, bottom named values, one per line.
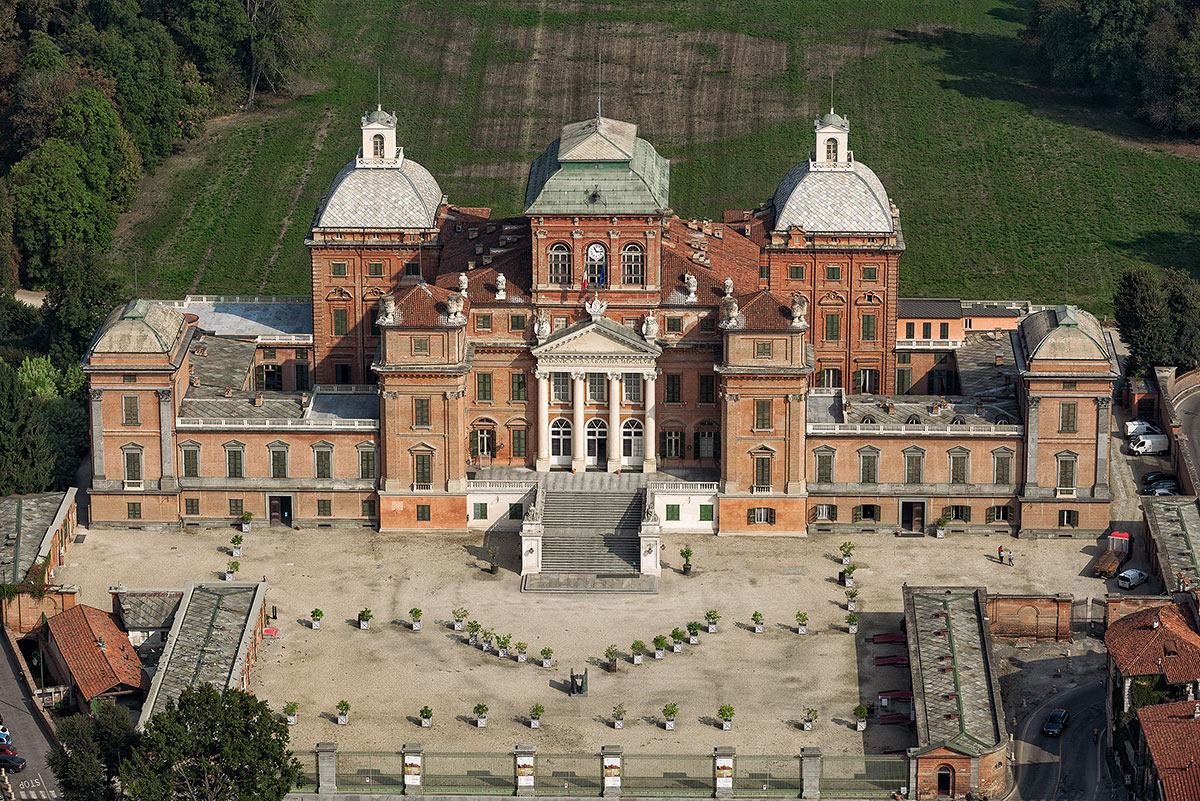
left=514, top=744, right=536, bottom=797
left=602, top=745, right=623, bottom=797
left=714, top=746, right=735, bottom=798
left=801, top=747, right=821, bottom=800
left=402, top=743, right=423, bottom=795
left=316, top=741, right=338, bottom=795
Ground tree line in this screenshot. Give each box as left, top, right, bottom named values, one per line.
left=1113, top=265, right=1200, bottom=374
left=1024, top=0, right=1200, bottom=134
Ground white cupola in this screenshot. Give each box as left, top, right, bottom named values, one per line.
left=813, top=109, right=850, bottom=168
left=358, top=105, right=402, bottom=169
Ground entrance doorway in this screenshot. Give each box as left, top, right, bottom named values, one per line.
left=586, top=419, right=607, bottom=467
left=622, top=419, right=643, bottom=468
left=550, top=419, right=572, bottom=467
left=901, top=500, right=925, bottom=532
left=268, top=495, right=293, bottom=527
left=936, top=765, right=954, bottom=797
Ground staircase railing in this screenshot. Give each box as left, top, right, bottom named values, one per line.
left=520, top=480, right=545, bottom=576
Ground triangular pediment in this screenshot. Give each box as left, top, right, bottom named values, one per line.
left=532, top=317, right=662, bottom=358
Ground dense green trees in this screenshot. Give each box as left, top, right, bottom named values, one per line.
left=1025, top=0, right=1200, bottom=133
left=1114, top=266, right=1200, bottom=373
left=48, top=700, right=137, bottom=801
left=0, top=361, right=54, bottom=495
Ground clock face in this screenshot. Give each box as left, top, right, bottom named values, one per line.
left=587, top=243, right=605, bottom=262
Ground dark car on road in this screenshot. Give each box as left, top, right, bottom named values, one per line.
left=1042, top=708, right=1070, bottom=737
left=1143, top=471, right=1177, bottom=488
left=0, top=753, right=26, bottom=772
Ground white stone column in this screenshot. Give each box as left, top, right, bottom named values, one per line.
left=571, top=372, right=587, bottom=473
left=607, top=372, right=622, bottom=473
left=643, top=371, right=658, bottom=473
left=536, top=371, right=550, bottom=471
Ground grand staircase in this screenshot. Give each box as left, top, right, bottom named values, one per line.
left=539, top=489, right=643, bottom=575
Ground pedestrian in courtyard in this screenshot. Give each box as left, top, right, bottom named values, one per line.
left=1007, top=549, right=1014, bottom=567
left=997, top=545, right=1004, bottom=563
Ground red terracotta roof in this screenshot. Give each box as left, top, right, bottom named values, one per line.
left=1139, top=700, right=1200, bottom=801
left=392, top=282, right=471, bottom=328
left=46, top=605, right=147, bottom=701
left=1106, top=603, right=1200, bottom=683
left=436, top=217, right=533, bottom=303
left=735, top=289, right=799, bottom=331
left=721, top=208, right=772, bottom=247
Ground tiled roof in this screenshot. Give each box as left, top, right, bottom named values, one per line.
left=1106, top=603, right=1200, bottom=683
left=164, top=298, right=312, bottom=338
left=392, top=282, right=470, bottom=328
left=772, top=159, right=894, bottom=234
left=1021, top=305, right=1112, bottom=362
left=733, top=290, right=797, bottom=331
left=436, top=218, right=532, bottom=304
left=112, top=589, right=183, bottom=631
left=1146, top=499, right=1200, bottom=590
left=186, top=335, right=255, bottom=394
left=898, top=298, right=962, bottom=319
left=314, top=157, right=443, bottom=230
left=0, top=491, right=71, bottom=584
left=962, top=303, right=1020, bottom=318
left=1139, top=700, right=1200, bottom=801
left=660, top=218, right=762, bottom=305
left=46, top=605, right=148, bottom=701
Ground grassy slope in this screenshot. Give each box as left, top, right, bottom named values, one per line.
left=109, top=0, right=1200, bottom=315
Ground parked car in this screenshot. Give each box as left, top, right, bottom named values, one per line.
left=1042, top=708, right=1071, bottom=737
left=0, top=744, right=18, bottom=756
left=1118, top=569, right=1149, bottom=590
left=0, top=753, right=27, bottom=772
left=1143, top=471, right=1177, bottom=488
left=1126, top=420, right=1163, bottom=438
left=1131, top=434, right=1170, bottom=455
left=1143, top=481, right=1181, bottom=495
left=1152, top=487, right=1179, bottom=497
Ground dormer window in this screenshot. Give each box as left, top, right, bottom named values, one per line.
left=825, top=138, right=838, bottom=162
left=372, top=134, right=385, bottom=158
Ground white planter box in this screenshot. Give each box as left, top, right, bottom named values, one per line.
left=722, top=720, right=732, bottom=731
left=224, top=571, right=234, bottom=581
left=633, top=654, right=643, bottom=665
left=477, top=716, right=487, bottom=728
left=468, top=634, right=478, bottom=646
left=517, top=652, right=527, bottom=663
left=842, top=554, right=851, bottom=565
left=312, top=618, right=321, bottom=630
left=936, top=527, right=946, bottom=539
left=672, top=642, right=683, bottom=653
left=707, top=624, right=718, bottom=633
left=754, top=623, right=764, bottom=633
left=498, top=648, right=508, bottom=658
left=614, top=719, right=624, bottom=729
left=654, top=649, right=664, bottom=659
left=337, top=713, right=348, bottom=725
left=240, top=523, right=251, bottom=533
left=421, top=717, right=432, bottom=728
left=542, top=658, right=552, bottom=668
left=845, top=575, right=855, bottom=588
left=359, top=620, right=371, bottom=630
left=797, top=624, right=807, bottom=634
left=689, top=635, right=699, bottom=645
left=286, top=714, right=297, bottom=725
left=847, top=600, right=857, bottom=612
left=412, top=620, right=422, bottom=631
left=665, top=719, right=675, bottom=731
left=232, top=546, right=242, bottom=557
left=856, top=719, right=867, bottom=732
left=454, top=619, right=464, bottom=631
left=482, top=641, right=492, bottom=652
left=803, top=720, right=813, bottom=731
left=848, top=623, right=859, bottom=634
left=530, top=718, right=540, bottom=729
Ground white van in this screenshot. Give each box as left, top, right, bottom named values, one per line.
left=1131, top=434, right=1170, bottom=455
left=1125, top=420, right=1162, bottom=438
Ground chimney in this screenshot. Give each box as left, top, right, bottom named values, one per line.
left=1193, top=703, right=1199, bottom=720
left=253, top=393, right=264, bottom=407
left=475, top=244, right=484, bottom=255
left=468, top=227, right=478, bottom=240
left=995, top=355, right=1003, bottom=367
left=486, top=223, right=496, bottom=234
left=1154, top=618, right=1161, bottom=629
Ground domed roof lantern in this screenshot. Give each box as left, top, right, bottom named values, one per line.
left=359, top=104, right=401, bottom=168
left=814, top=108, right=850, bottom=166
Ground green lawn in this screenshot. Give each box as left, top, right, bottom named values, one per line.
left=109, top=0, right=1200, bottom=315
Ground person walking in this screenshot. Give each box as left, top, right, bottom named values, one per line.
left=1007, top=549, right=1014, bottom=567
left=997, top=545, right=1004, bottom=563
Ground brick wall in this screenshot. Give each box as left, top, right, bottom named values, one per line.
left=1105, top=594, right=1174, bottom=626
left=986, top=594, right=1072, bottom=641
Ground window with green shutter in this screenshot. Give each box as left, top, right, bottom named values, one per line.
left=474, top=503, right=488, bottom=520
left=315, top=449, right=332, bottom=478
left=182, top=448, right=199, bottom=478
left=754, top=456, right=772, bottom=488
left=699, top=504, right=714, bottom=521
left=229, top=499, right=243, bottom=516
left=414, top=397, right=430, bottom=427
left=666, top=504, right=680, bottom=521
left=512, top=429, right=526, bottom=457
left=122, top=395, right=139, bottom=425
left=665, top=375, right=681, bottom=403
left=417, top=504, right=431, bottom=521
left=993, top=452, right=1012, bottom=485
left=332, top=308, right=348, bottom=336
left=477, top=373, right=492, bottom=401
left=185, top=498, right=199, bottom=516
left=362, top=499, right=376, bottom=517
left=815, top=450, right=834, bottom=484
left=317, top=500, right=332, bottom=517
left=226, top=448, right=243, bottom=479
left=698, top=375, right=715, bottom=404
left=904, top=450, right=923, bottom=483
left=896, top=368, right=912, bottom=394
left=824, top=313, right=839, bottom=341
left=270, top=449, right=287, bottom=479
left=949, top=451, right=968, bottom=485
left=754, top=400, right=771, bottom=430
left=511, top=373, right=526, bottom=401
left=789, top=264, right=804, bottom=279
left=359, top=449, right=376, bottom=479
left=127, top=502, right=142, bottom=520
left=508, top=503, right=523, bottom=520
left=415, top=453, right=432, bottom=484
left=859, top=450, right=878, bottom=484
left=1059, top=401, right=1077, bottom=433
left=861, top=314, right=876, bottom=342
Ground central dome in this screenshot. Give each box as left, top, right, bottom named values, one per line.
left=771, top=159, right=894, bottom=234
left=314, top=158, right=443, bottom=230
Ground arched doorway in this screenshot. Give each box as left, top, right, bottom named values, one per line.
left=586, top=419, right=607, bottom=467
left=550, top=419, right=572, bottom=467
left=936, top=765, right=954, bottom=797
left=622, top=419, right=643, bottom=467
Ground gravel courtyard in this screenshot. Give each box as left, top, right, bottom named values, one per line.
left=56, top=521, right=1133, bottom=757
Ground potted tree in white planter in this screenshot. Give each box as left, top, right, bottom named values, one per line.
left=466, top=620, right=481, bottom=646
left=802, top=708, right=817, bottom=731
left=653, top=635, right=668, bottom=660
left=680, top=545, right=693, bottom=576
left=410, top=608, right=423, bottom=631
left=934, top=516, right=948, bottom=539
left=496, top=633, right=512, bottom=659
left=240, top=512, right=252, bottom=533
left=453, top=607, right=468, bottom=631
left=605, top=644, right=620, bottom=673
left=846, top=612, right=859, bottom=634
left=631, top=640, right=646, bottom=665
left=420, top=705, right=433, bottom=728
left=540, top=647, right=553, bottom=668
left=516, top=641, right=528, bottom=663
left=481, top=628, right=494, bottom=652
left=663, top=702, right=678, bottom=731
left=283, top=701, right=298, bottom=725
left=796, top=611, right=808, bottom=634
left=474, top=702, right=488, bottom=728
left=230, top=535, right=243, bottom=557
left=718, top=704, right=734, bottom=731
left=529, top=703, right=543, bottom=729
left=686, top=621, right=701, bottom=645
left=671, top=627, right=686, bottom=653
left=336, top=700, right=350, bottom=725
left=310, top=608, right=324, bottom=630
left=839, top=541, right=855, bottom=566
left=358, top=608, right=373, bottom=630
left=612, top=703, right=626, bottom=729
left=224, top=561, right=239, bottom=582
left=846, top=590, right=858, bottom=611
left=854, top=704, right=868, bottom=732
left=752, top=611, right=764, bottom=634
left=842, top=564, right=857, bottom=588
left=705, top=609, right=721, bottom=633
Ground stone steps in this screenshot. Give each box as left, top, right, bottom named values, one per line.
left=539, top=489, right=643, bottom=575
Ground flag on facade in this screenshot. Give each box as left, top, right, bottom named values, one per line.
left=582, top=272, right=589, bottom=291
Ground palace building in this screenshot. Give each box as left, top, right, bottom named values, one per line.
left=83, top=105, right=1118, bottom=575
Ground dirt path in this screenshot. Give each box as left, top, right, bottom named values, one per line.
left=188, top=124, right=266, bottom=295
left=257, top=107, right=335, bottom=293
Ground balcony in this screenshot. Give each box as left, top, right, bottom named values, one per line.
left=895, top=338, right=963, bottom=351
left=750, top=485, right=773, bottom=495
left=1056, top=487, right=1077, bottom=498
left=411, top=483, right=433, bottom=492
left=123, top=480, right=144, bottom=491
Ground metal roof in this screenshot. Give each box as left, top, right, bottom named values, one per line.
left=771, top=158, right=894, bottom=234
left=558, top=116, right=638, bottom=161
left=1021, top=305, right=1110, bottom=361
left=898, top=298, right=963, bottom=319
left=92, top=300, right=186, bottom=354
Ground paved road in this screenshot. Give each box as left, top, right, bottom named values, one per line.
left=1176, top=391, right=1200, bottom=473
left=1015, top=681, right=1109, bottom=800
left=0, top=638, right=60, bottom=799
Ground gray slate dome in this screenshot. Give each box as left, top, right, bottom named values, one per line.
left=1021, top=305, right=1110, bottom=361
left=92, top=300, right=186, bottom=354
left=314, top=157, right=444, bottom=230
left=771, top=159, right=894, bottom=234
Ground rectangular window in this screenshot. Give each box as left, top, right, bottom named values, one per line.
left=759, top=263, right=770, bottom=280
left=1059, top=509, right=1079, bottom=528
left=476, top=373, right=492, bottom=401
left=127, top=502, right=142, bottom=520
left=861, top=314, right=876, bottom=342
left=405, top=261, right=421, bottom=277
left=510, top=314, right=526, bottom=332
left=226, top=449, right=243, bottom=479
left=588, top=373, right=607, bottom=403
left=700, top=317, right=716, bottom=332
left=229, top=499, right=243, bottom=517
left=989, top=505, right=1012, bottom=522
left=511, top=373, right=527, bottom=401
left=512, top=429, right=526, bottom=457
left=815, top=504, right=835, bottom=521
left=508, top=503, right=523, bottom=521
left=1057, top=458, right=1076, bottom=490
left=950, top=453, right=968, bottom=485
left=317, top=500, right=332, bottom=517
left=262, top=348, right=276, bottom=360
left=414, top=397, right=430, bottom=427
left=1063, top=381, right=1077, bottom=390
left=964, top=318, right=973, bottom=329
left=699, top=504, right=714, bottom=522
left=122, top=395, right=139, bottom=425
left=750, top=507, right=777, bottom=524
left=994, top=453, right=1012, bottom=485
left=1059, top=402, right=1077, bottom=433
left=905, top=452, right=923, bottom=484
left=330, top=261, right=347, bottom=277
left=122, top=374, right=136, bottom=383
left=359, top=450, right=376, bottom=480
left=270, top=449, right=287, bottom=479
left=476, top=314, right=492, bottom=332
left=296, top=348, right=308, bottom=359
left=756, top=341, right=773, bottom=358
left=697, top=430, right=716, bottom=458
left=755, top=399, right=771, bottom=430
left=860, top=452, right=878, bottom=484
left=623, top=317, right=639, bottom=328
left=666, top=375, right=682, bottom=403
left=854, top=369, right=880, bottom=395
left=815, top=451, right=833, bottom=484
left=939, top=322, right=950, bottom=339
left=754, top=457, right=771, bottom=488
left=624, top=374, right=642, bottom=404
left=922, top=322, right=932, bottom=339
left=182, top=449, right=199, bottom=478
left=824, top=314, right=840, bottom=341
left=417, top=504, right=431, bottom=521
left=825, top=265, right=841, bottom=281
left=185, top=498, right=199, bottom=516
left=413, top=338, right=430, bottom=355
left=367, top=261, right=383, bottom=277
left=294, top=363, right=310, bottom=392
left=362, top=499, right=377, bottom=517
left=896, top=368, right=912, bottom=394
left=666, top=317, right=682, bottom=333
left=473, top=502, right=488, bottom=520
left=789, top=264, right=805, bottom=280
left=368, top=308, right=379, bottom=332
left=415, top=453, right=432, bottom=485
left=124, top=450, right=142, bottom=481
left=315, top=449, right=332, bottom=479
left=698, top=375, right=715, bottom=404
left=862, top=265, right=878, bottom=281
left=553, top=316, right=568, bottom=331
left=663, top=431, right=683, bottom=458
left=332, top=309, right=348, bottom=336
left=666, top=504, right=680, bottom=521
left=897, top=352, right=911, bottom=364
left=905, top=322, right=915, bottom=339
left=948, top=505, right=971, bottom=522
left=552, top=372, right=570, bottom=402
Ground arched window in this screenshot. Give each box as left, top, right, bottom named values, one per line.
left=372, top=134, right=385, bottom=158
left=906, top=414, right=921, bottom=425
left=950, top=415, right=966, bottom=425
left=585, top=243, right=607, bottom=288
left=621, top=243, right=645, bottom=286
left=825, top=137, right=838, bottom=162
left=548, top=243, right=571, bottom=285
left=860, top=415, right=876, bottom=424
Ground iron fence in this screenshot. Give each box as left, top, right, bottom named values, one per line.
left=424, top=751, right=516, bottom=795
left=296, top=748, right=318, bottom=791
left=733, top=755, right=803, bottom=796
left=336, top=751, right=405, bottom=792
left=818, top=754, right=907, bottom=798
left=535, top=753, right=601, bottom=795
left=621, top=754, right=713, bottom=796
